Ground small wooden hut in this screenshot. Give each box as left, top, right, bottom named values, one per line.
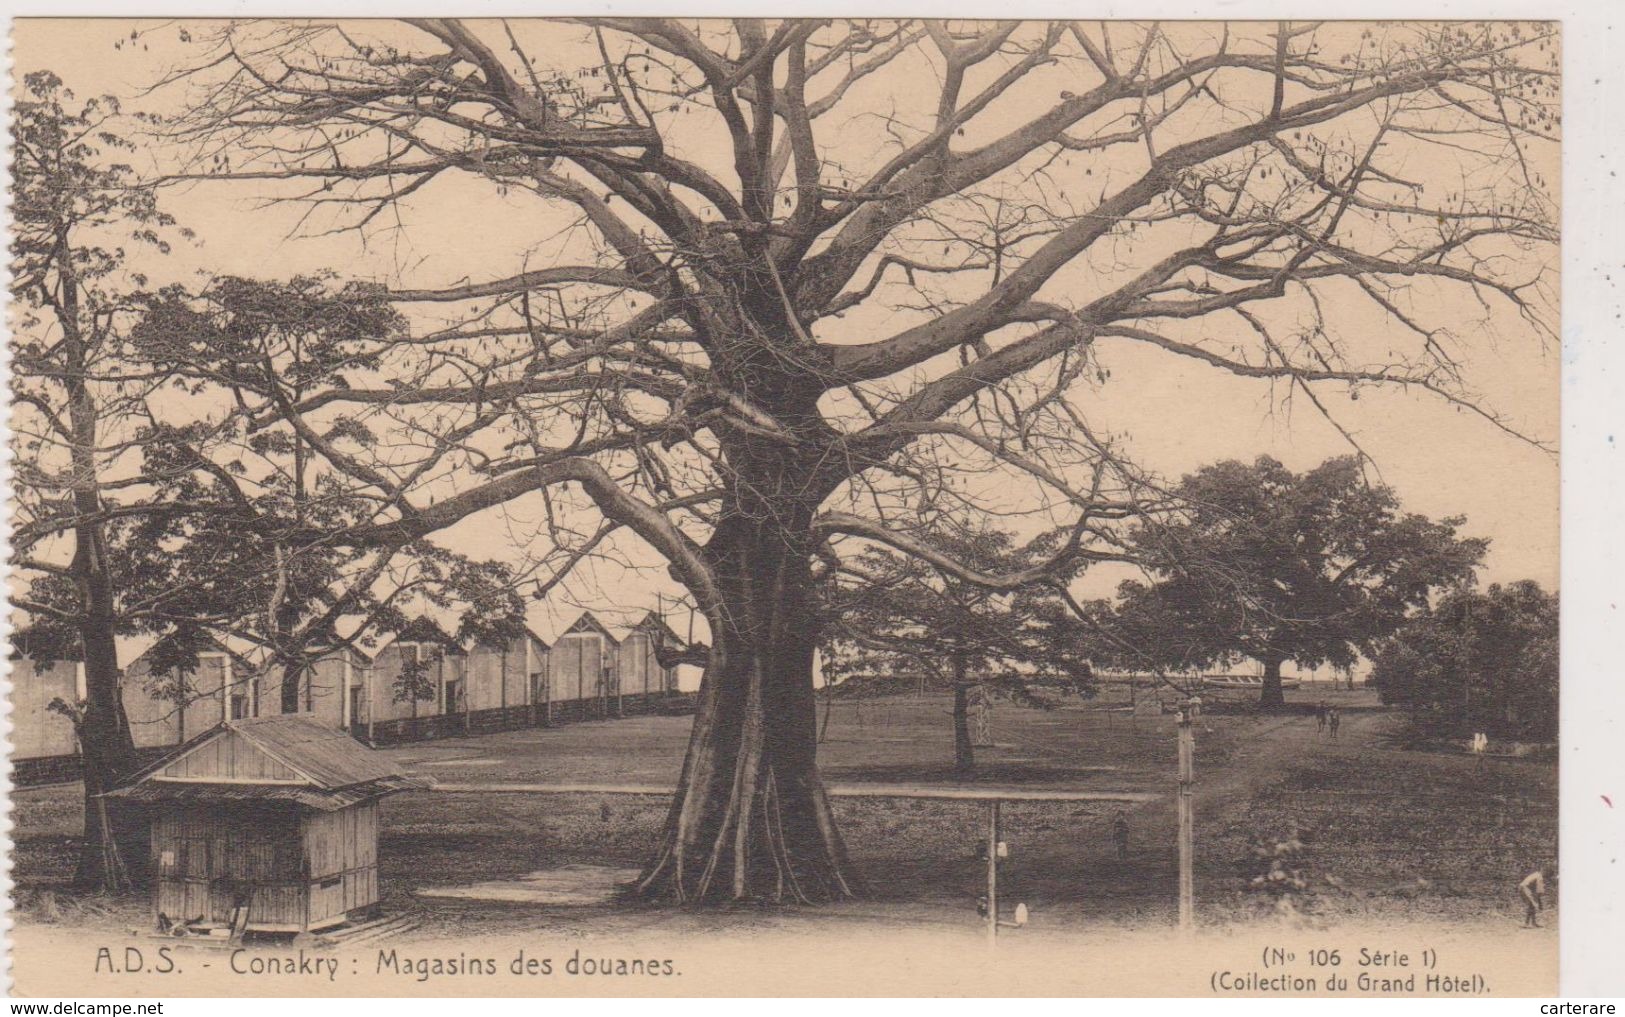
left=105, top=715, right=424, bottom=935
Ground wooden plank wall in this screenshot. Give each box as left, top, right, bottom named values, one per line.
left=152, top=806, right=307, bottom=930
left=303, top=802, right=379, bottom=926
left=158, top=730, right=304, bottom=783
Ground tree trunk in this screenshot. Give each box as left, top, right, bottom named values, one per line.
left=61, top=241, right=144, bottom=892
left=1259, top=657, right=1288, bottom=710
left=281, top=662, right=303, bottom=714
left=635, top=514, right=858, bottom=904
left=952, top=685, right=975, bottom=775
left=70, top=521, right=144, bottom=890
left=951, top=653, right=975, bottom=774
left=818, top=682, right=835, bottom=744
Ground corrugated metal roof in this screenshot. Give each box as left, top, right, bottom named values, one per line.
left=230, top=715, right=410, bottom=788
left=106, top=774, right=426, bottom=811
left=111, top=715, right=417, bottom=798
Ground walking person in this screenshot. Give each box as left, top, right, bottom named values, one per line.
left=1327, top=706, right=1341, bottom=739
left=1315, top=700, right=1328, bottom=735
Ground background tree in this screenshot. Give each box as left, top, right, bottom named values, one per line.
left=1370, top=580, right=1558, bottom=741
left=384, top=616, right=462, bottom=709
left=127, top=275, right=530, bottom=712
left=9, top=76, right=532, bottom=889
left=1111, top=455, right=1487, bottom=708
left=158, top=19, right=1556, bottom=901
left=820, top=521, right=1097, bottom=773
left=9, top=71, right=210, bottom=889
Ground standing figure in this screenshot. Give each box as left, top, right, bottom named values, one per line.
left=1328, top=707, right=1341, bottom=739
left=1315, top=700, right=1329, bottom=735
left=970, top=685, right=995, bottom=748
left=1519, top=866, right=1550, bottom=928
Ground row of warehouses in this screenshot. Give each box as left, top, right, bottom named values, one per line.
left=8, top=609, right=692, bottom=781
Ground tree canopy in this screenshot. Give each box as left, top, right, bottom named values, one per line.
left=820, top=520, right=1097, bottom=770
left=1370, top=580, right=1558, bottom=741
left=1109, top=455, right=1487, bottom=706
left=7, top=71, right=534, bottom=887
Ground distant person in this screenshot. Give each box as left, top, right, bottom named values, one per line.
left=1315, top=700, right=1329, bottom=735
left=971, top=685, right=994, bottom=748
left=1472, top=732, right=1488, bottom=770
left=1327, top=707, right=1341, bottom=739
left=1519, top=866, right=1550, bottom=928
left=1112, top=811, right=1131, bottom=863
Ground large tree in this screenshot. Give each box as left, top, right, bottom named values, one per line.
left=9, top=71, right=209, bottom=888
left=127, top=276, right=532, bottom=712
left=1370, top=580, right=1558, bottom=741
left=820, top=521, right=1098, bottom=773
left=9, top=73, right=529, bottom=888
left=157, top=19, right=1556, bottom=901
left=1113, top=455, right=1487, bottom=707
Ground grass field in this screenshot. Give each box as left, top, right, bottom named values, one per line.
left=9, top=686, right=1558, bottom=938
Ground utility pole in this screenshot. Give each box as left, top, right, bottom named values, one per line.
left=986, top=800, right=1000, bottom=947
left=1177, top=698, right=1198, bottom=932
left=979, top=799, right=1028, bottom=946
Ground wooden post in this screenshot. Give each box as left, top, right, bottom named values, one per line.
left=986, top=800, right=1000, bottom=946
left=1177, top=701, right=1196, bottom=932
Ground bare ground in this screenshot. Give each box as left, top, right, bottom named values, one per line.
left=8, top=688, right=1557, bottom=940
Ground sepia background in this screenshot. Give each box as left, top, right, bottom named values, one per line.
left=6, top=16, right=1568, bottom=998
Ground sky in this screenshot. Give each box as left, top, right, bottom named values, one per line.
left=9, top=19, right=1562, bottom=656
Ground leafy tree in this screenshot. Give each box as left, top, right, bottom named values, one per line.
left=125, top=276, right=530, bottom=710
left=8, top=74, right=531, bottom=891
left=9, top=71, right=205, bottom=889
left=151, top=19, right=1555, bottom=901
left=1370, top=581, right=1557, bottom=741
left=1113, top=456, right=1486, bottom=707
left=820, top=522, right=1097, bottom=773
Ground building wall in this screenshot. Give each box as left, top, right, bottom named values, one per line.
left=120, top=656, right=186, bottom=749
left=552, top=632, right=613, bottom=703
left=9, top=624, right=684, bottom=776
left=153, top=804, right=306, bottom=930
left=366, top=643, right=435, bottom=723
left=439, top=652, right=467, bottom=715
left=261, top=657, right=348, bottom=729
left=304, top=802, right=379, bottom=927
left=177, top=654, right=233, bottom=742
left=618, top=632, right=674, bottom=697
left=8, top=657, right=81, bottom=759
left=461, top=635, right=542, bottom=712
left=525, top=637, right=550, bottom=706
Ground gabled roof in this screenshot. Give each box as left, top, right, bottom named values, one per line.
left=465, top=624, right=552, bottom=653
left=626, top=611, right=686, bottom=648
left=557, top=610, right=619, bottom=644
left=301, top=643, right=376, bottom=666
left=105, top=715, right=425, bottom=810
left=226, top=715, right=408, bottom=786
